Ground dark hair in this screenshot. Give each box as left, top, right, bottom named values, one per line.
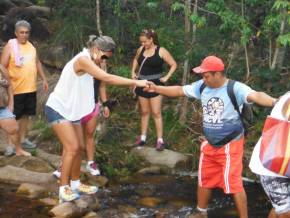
left=140, top=29, right=159, bottom=46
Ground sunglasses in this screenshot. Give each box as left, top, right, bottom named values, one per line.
left=100, top=54, right=109, bottom=60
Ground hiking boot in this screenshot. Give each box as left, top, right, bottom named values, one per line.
left=72, top=183, right=98, bottom=195
left=136, top=137, right=146, bottom=146
left=21, top=139, right=37, bottom=149
left=4, top=146, right=15, bottom=156
left=155, top=141, right=166, bottom=151
left=86, top=162, right=101, bottom=176
left=59, top=186, right=79, bottom=203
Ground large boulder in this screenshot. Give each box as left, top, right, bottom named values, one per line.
left=4, top=155, right=54, bottom=173
left=0, top=0, right=16, bottom=15
left=38, top=45, right=70, bottom=69
left=131, top=147, right=190, bottom=169
left=0, top=165, right=55, bottom=184
left=1, top=7, right=51, bottom=41
left=11, top=0, right=33, bottom=7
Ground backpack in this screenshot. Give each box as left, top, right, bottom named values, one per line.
left=199, top=79, right=254, bottom=135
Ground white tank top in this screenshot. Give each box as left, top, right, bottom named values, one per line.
left=46, top=48, right=95, bottom=121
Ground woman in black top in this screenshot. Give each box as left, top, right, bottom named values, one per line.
left=131, top=29, right=177, bottom=150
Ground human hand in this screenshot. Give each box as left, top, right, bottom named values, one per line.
left=8, top=103, right=13, bottom=112
left=160, top=75, right=169, bottom=83
left=0, top=79, right=9, bottom=88
left=134, top=79, right=148, bottom=87
left=143, top=81, right=156, bottom=92
left=103, top=106, right=110, bottom=118
left=42, top=80, right=49, bottom=92
left=132, top=73, right=138, bottom=79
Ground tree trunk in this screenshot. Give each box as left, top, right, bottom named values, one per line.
left=178, top=0, right=196, bottom=124
left=270, top=8, right=286, bottom=70
left=96, top=0, right=103, bottom=36
left=241, top=0, right=250, bottom=80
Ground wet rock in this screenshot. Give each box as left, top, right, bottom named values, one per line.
left=49, top=202, right=80, bottom=218
left=75, top=195, right=100, bottom=213
left=0, top=156, right=6, bottom=167
left=85, top=174, right=109, bottom=188
left=135, top=188, right=154, bottom=197
left=17, top=183, right=47, bottom=198
left=0, top=165, right=55, bottom=184
left=131, top=147, right=190, bottom=169
left=138, top=166, right=161, bottom=174
left=50, top=195, right=100, bottom=218
left=5, top=155, right=54, bottom=173
left=117, top=205, right=137, bottom=214
left=137, top=197, right=163, bottom=208
left=39, top=197, right=58, bottom=206
left=82, top=211, right=101, bottom=218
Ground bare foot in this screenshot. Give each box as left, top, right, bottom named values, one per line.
left=15, top=149, right=31, bottom=157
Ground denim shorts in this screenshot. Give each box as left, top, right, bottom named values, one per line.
left=44, top=105, right=80, bottom=125
left=0, top=107, right=15, bottom=120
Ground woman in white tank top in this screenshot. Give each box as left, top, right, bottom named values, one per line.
left=45, top=35, right=148, bottom=203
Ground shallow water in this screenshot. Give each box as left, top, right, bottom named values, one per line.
left=0, top=174, right=270, bottom=218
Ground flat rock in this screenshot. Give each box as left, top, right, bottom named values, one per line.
left=0, top=165, right=55, bottom=185
left=131, top=147, right=190, bottom=169
left=17, top=183, right=47, bottom=198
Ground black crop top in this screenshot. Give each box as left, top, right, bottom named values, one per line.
left=137, top=46, right=164, bottom=76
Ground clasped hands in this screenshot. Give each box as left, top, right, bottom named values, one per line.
left=133, top=80, right=156, bottom=93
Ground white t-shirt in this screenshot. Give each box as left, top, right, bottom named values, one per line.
left=46, top=48, right=95, bottom=121
left=249, top=92, right=290, bottom=177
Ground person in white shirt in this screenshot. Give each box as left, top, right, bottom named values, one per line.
left=249, top=92, right=290, bottom=218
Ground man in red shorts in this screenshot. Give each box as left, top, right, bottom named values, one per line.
left=144, top=55, right=277, bottom=218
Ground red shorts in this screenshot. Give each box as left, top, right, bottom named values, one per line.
left=198, top=137, right=244, bottom=194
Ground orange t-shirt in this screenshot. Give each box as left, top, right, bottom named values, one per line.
left=8, top=41, right=37, bottom=94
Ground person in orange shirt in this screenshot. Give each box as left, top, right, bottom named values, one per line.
left=0, top=20, right=48, bottom=155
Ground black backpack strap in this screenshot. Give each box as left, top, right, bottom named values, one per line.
left=227, top=80, right=241, bottom=116
left=199, top=82, right=206, bottom=95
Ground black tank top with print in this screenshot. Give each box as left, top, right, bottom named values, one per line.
left=137, top=46, right=164, bottom=77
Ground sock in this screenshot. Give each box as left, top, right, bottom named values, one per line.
left=70, top=179, right=81, bottom=190
left=157, top=138, right=164, bottom=143
left=141, top=135, right=146, bottom=141
left=87, top=161, right=94, bottom=166
left=59, top=185, right=69, bottom=193
left=197, top=206, right=207, bottom=213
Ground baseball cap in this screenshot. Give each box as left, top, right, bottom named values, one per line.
left=95, top=36, right=116, bottom=52
left=192, top=56, right=224, bottom=73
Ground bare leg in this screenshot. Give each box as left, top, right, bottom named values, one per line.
left=52, top=121, right=81, bottom=186
left=0, top=118, right=30, bottom=156
left=138, top=96, right=150, bottom=136
left=197, top=185, right=212, bottom=209
left=70, top=123, right=84, bottom=180
left=233, top=190, right=248, bottom=218
left=150, top=95, right=163, bottom=139
left=18, top=115, right=30, bottom=142
left=268, top=208, right=278, bottom=218
left=83, top=116, right=98, bottom=161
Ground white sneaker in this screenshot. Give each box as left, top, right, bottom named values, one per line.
left=86, top=162, right=101, bottom=176
left=53, top=169, right=61, bottom=179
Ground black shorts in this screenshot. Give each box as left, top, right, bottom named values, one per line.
left=14, top=92, right=37, bottom=120
left=135, top=79, right=164, bottom=98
